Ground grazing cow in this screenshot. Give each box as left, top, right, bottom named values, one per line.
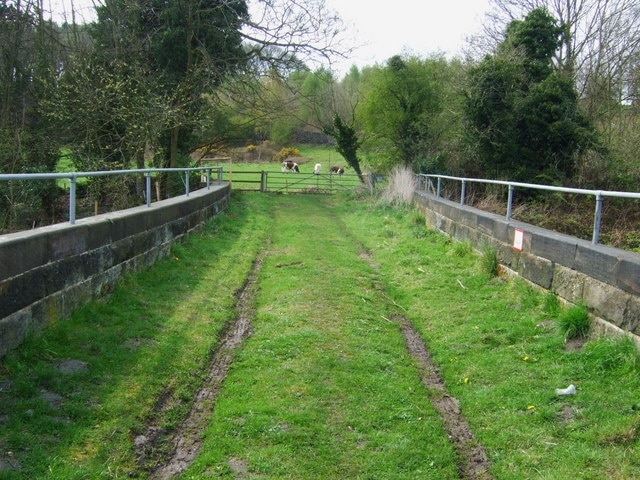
left=313, top=163, right=321, bottom=175
left=330, top=166, right=345, bottom=175
left=281, top=160, right=300, bottom=173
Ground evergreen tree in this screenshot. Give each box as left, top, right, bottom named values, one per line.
left=465, top=8, right=598, bottom=183
left=324, top=114, right=364, bottom=182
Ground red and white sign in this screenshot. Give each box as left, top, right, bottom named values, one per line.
left=513, top=228, right=524, bottom=252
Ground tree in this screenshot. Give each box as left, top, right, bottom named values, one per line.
left=46, top=0, right=350, bottom=174
left=357, top=55, right=453, bottom=173
left=472, top=0, right=640, bottom=188
left=324, top=114, right=364, bottom=181
left=465, top=8, right=598, bottom=183
left=474, top=0, right=640, bottom=91
left=0, top=1, right=67, bottom=229
left=90, top=0, right=250, bottom=169
left=240, top=0, right=351, bottom=74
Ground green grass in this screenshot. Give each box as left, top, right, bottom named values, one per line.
left=55, top=148, right=86, bottom=190
left=296, top=144, right=344, bottom=165
left=340, top=199, right=640, bottom=479
left=558, top=303, right=591, bottom=339
left=1, top=191, right=640, bottom=479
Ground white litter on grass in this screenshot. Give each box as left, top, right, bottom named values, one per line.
left=556, top=384, right=577, bottom=395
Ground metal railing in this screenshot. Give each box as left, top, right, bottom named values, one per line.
left=416, top=174, right=640, bottom=245
left=0, top=166, right=223, bottom=225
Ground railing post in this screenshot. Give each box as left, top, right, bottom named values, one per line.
left=145, top=173, right=152, bottom=207
left=593, top=192, right=604, bottom=244
left=437, top=177, right=442, bottom=197
left=261, top=171, right=267, bottom=192
left=185, top=171, right=190, bottom=197
left=460, top=179, right=466, bottom=205
left=217, top=166, right=223, bottom=184
left=69, top=175, right=77, bottom=224
left=506, top=184, right=514, bottom=220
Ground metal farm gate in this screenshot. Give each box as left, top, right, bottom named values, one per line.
left=222, top=170, right=379, bottom=194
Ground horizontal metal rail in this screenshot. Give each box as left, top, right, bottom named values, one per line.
left=264, top=172, right=361, bottom=193
left=416, top=174, right=640, bottom=245
left=218, top=170, right=369, bottom=193
left=1, top=167, right=223, bottom=225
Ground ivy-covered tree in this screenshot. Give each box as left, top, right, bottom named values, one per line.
left=49, top=0, right=349, bottom=174
left=465, top=8, right=598, bottom=183
left=324, top=114, right=364, bottom=182
left=43, top=0, right=251, bottom=201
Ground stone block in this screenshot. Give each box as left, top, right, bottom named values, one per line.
left=517, top=253, right=554, bottom=290
left=49, top=226, right=87, bottom=260
left=616, top=254, right=640, bottom=296
left=0, top=230, right=50, bottom=281
left=552, top=265, right=586, bottom=304
left=575, top=243, right=620, bottom=285
left=622, top=295, right=640, bottom=335
left=528, top=228, right=578, bottom=269
left=584, top=279, right=628, bottom=328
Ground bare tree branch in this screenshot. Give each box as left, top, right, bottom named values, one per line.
left=241, top=0, right=353, bottom=73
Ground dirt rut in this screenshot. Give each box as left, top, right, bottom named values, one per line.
left=141, top=238, right=492, bottom=479
left=145, top=251, right=265, bottom=479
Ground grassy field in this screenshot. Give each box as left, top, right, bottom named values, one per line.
left=222, top=162, right=362, bottom=192
left=1, top=191, right=640, bottom=479
left=218, top=144, right=361, bottom=192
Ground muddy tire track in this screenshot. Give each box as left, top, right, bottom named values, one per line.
left=140, top=207, right=493, bottom=479
left=396, top=314, right=493, bottom=480
left=142, top=249, right=266, bottom=479
left=348, top=224, right=493, bottom=479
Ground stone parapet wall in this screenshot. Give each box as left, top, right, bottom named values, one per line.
left=413, top=192, right=640, bottom=340
left=0, top=185, right=230, bottom=358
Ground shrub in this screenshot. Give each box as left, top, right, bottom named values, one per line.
left=274, top=147, right=302, bottom=162
left=450, top=241, right=472, bottom=258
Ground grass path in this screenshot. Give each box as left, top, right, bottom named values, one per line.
left=176, top=194, right=466, bottom=478
left=2, top=192, right=640, bottom=479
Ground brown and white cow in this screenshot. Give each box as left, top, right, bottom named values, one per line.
left=330, top=166, right=345, bottom=175
left=282, top=160, right=300, bottom=173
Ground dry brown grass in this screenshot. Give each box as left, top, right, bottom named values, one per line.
left=380, top=165, right=417, bottom=205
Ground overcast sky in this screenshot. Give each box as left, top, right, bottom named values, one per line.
left=47, top=0, right=492, bottom=75
left=325, top=0, right=492, bottom=74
